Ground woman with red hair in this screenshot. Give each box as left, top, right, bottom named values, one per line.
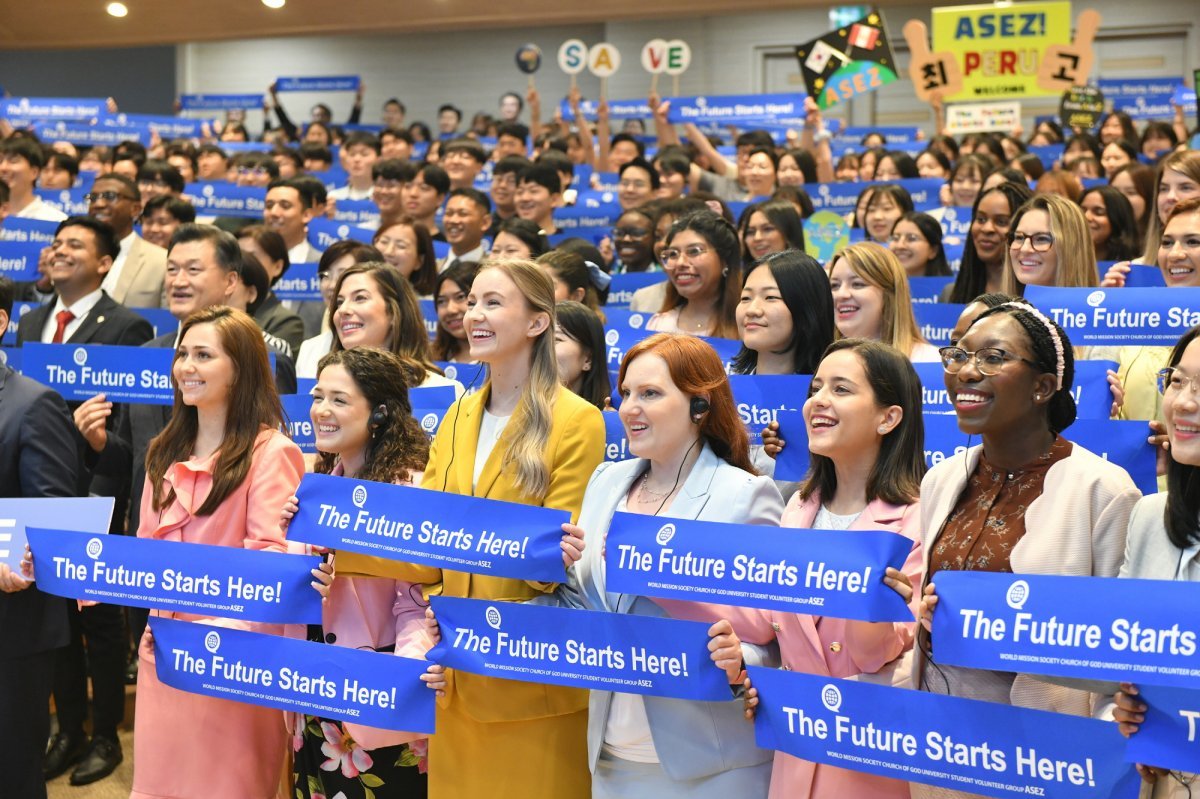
left=561, top=332, right=784, bottom=797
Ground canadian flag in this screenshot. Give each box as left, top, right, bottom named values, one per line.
left=848, top=23, right=880, bottom=50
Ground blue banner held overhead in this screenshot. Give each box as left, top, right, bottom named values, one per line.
left=150, top=617, right=435, bottom=733
left=0, top=239, right=44, bottom=280
left=131, top=307, right=179, bottom=338
left=0, top=497, right=114, bottom=571
left=556, top=98, right=654, bottom=121
left=330, top=199, right=381, bottom=227
left=275, top=76, right=361, bottom=93
left=23, top=343, right=175, bottom=404
left=1024, top=286, right=1200, bottom=347
left=554, top=201, right=620, bottom=234
left=272, top=262, right=321, bottom=302
left=35, top=188, right=89, bottom=216
left=665, top=93, right=807, bottom=125
left=289, top=472, right=568, bottom=582
left=307, top=218, right=375, bottom=251
left=1124, top=684, right=1200, bottom=774
left=179, top=93, right=264, bottom=111
left=0, top=97, right=106, bottom=120
left=2, top=216, right=58, bottom=245
left=605, top=512, right=913, bottom=620
left=103, top=113, right=208, bottom=139
left=31, top=121, right=150, bottom=147
left=932, top=571, right=1200, bottom=691
left=28, top=527, right=322, bottom=624
left=428, top=595, right=732, bottom=701
left=183, top=182, right=267, bottom=219
left=749, top=667, right=1141, bottom=799
left=1098, top=79, right=1196, bottom=121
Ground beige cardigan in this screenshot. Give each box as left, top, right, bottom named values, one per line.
left=911, top=440, right=1142, bottom=715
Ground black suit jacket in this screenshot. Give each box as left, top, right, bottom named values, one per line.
left=91, top=330, right=298, bottom=535
left=0, top=366, right=81, bottom=659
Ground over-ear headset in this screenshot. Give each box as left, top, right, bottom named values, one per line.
left=690, top=397, right=710, bottom=423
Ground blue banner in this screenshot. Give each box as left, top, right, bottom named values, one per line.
left=2, top=216, right=57, bottom=245
left=285, top=386, right=456, bottom=453
left=28, top=527, right=322, bottom=624
left=281, top=393, right=317, bottom=454
left=913, top=360, right=1116, bottom=420
left=131, top=307, right=180, bottom=338
left=273, top=262, right=321, bottom=302
left=932, top=571, right=1200, bottom=690
left=1122, top=264, right=1166, bottom=289
left=604, top=273, right=666, bottom=308
left=771, top=409, right=811, bottom=482
left=0, top=346, right=21, bottom=374
left=276, top=76, right=360, bottom=92
left=35, top=187, right=89, bottom=216
left=23, top=343, right=174, bottom=404
left=556, top=98, right=653, bottom=121
left=554, top=202, right=620, bottom=234
left=2, top=301, right=38, bottom=346
left=0, top=497, right=113, bottom=571
left=289, top=473, right=568, bottom=582
left=150, top=617, right=435, bottom=733
left=665, top=93, right=807, bottom=125
left=0, top=97, right=106, bottom=120
left=805, top=179, right=943, bottom=216
left=30, top=121, right=149, bottom=147
left=307, top=218, right=375, bottom=251
left=605, top=512, right=913, bottom=621
left=183, top=182, right=267, bottom=219
left=180, top=93, right=263, bottom=111
left=104, top=113, right=208, bottom=139
left=330, top=199, right=380, bottom=227
left=1099, top=79, right=1196, bottom=121
left=428, top=595, right=731, bottom=700
left=601, top=309, right=740, bottom=372
left=603, top=410, right=630, bottom=462
left=729, top=374, right=810, bottom=443
left=0, top=239, right=44, bottom=279
left=913, top=302, right=964, bottom=347
left=435, top=361, right=486, bottom=390
left=937, top=206, right=974, bottom=241
left=909, top=276, right=955, bottom=305
left=1025, top=285, right=1200, bottom=347
left=749, top=667, right=1140, bottom=799
left=840, top=125, right=920, bottom=142
left=1124, top=684, right=1200, bottom=773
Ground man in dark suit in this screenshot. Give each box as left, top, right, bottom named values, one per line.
left=0, top=275, right=82, bottom=799
left=77, top=222, right=298, bottom=691
left=16, top=215, right=153, bottom=785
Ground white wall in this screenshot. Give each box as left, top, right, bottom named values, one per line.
left=179, top=2, right=1197, bottom=133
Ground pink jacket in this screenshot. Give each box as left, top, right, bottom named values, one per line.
left=762, top=491, right=925, bottom=799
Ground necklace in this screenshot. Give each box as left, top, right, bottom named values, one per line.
left=637, top=471, right=671, bottom=502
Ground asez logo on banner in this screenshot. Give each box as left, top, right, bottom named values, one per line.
left=1087, top=290, right=1106, bottom=308
left=629, top=314, right=645, bottom=329
left=204, top=631, right=221, bottom=653
left=351, top=484, right=368, bottom=509
left=85, top=537, right=104, bottom=559
left=605, top=329, right=620, bottom=346
left=421, top=413, right=439, bottom=432
left=655, top=523, right=676, bottom=545
left=485, top=605, right=503, bottom=629
left=444, top=365, right=459, bottom=380
left=821, top=683, right=843, bottom=712
left=1006, top=579, right=1030, bottom=610
left=337, top=225, right=350, bottom=238
left=73, top=347, right=88, bottom=366
left=202, top=185, right=215, bottom=198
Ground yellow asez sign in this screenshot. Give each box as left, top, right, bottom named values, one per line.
left=931, top=1, right=1072, bottom=100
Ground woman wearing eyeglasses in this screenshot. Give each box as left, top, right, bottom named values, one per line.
left=611, top=207, right=661, bottom=274
left=911, top=300, right=1141, bottom=799
left=647, top=210, right=741, bottom=339
left=1001, top=194, right=1100, bottom=296
left=1104, top=325, right=1200, bottom=798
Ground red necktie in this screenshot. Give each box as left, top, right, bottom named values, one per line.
left=52, top=310, right=75, bottom=344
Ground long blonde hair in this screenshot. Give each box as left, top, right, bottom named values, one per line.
left=828, top=243, right=927, bottom=357
left=1002, top=193, right=1097, bottom=295
left=479, top=258, right=560, bottom=501
left=1143, top=150, right=1200, bottom=264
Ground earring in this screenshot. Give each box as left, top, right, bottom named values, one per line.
left=877, top=426, right=887, bottom=434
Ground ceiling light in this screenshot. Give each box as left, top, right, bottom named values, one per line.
left=106, top=2, right=128, bottom=16
left=262, top=0, right=285, bottom=8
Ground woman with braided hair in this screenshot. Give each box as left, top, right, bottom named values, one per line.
left=905, top=299, right=1142, bottom=799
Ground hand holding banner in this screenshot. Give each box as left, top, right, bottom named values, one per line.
left=1123, top=684, right=1200, bottom=774
left=150, top=617, right=435, bottom=733
left=604, top=512, right=914, bottom=621
left=427, top=595, right=732, bottom=701
left=289, top=473, right=569, bottom=583
left=28, top=527, right=323, bottom=624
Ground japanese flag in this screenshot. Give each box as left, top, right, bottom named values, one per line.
left=805, top=40, right=838, bottom=73
left=848, top=24, right=880, bottom=50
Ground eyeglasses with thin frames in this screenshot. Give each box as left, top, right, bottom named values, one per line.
left=938, top=346, right=1040, bottom=376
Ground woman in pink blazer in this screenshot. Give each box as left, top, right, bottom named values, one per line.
left=131, top=307, right=308, bottom=799
left=281, top=347, right=434, bottom=799
left=742, top=339, right=927, bottom=799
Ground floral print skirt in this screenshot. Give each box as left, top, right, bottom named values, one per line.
left=293, top=715, right=427, bottom=799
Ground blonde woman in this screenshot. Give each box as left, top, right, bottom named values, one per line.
left=827, top=242, right=939, bottom=362
left=1001, top=193, right=1099, bottom=295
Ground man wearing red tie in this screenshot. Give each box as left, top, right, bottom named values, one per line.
left=15, top=215, right=152, bottom=787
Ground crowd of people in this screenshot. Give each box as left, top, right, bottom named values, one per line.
left=0, top=73, right=1198, bottom=799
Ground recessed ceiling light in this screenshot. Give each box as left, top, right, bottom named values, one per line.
left=106, top=2, right=128, bottom=16
left=262, top=0, right=285, bottom=8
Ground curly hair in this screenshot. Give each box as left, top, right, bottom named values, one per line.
left=312, top=348, right=430, bottom=484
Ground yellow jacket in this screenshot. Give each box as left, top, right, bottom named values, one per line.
left=340, top=383, right=606, bottom=721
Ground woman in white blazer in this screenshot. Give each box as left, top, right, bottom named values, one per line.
left=915, top=299, right=1141, bottom=799
left=562, top=332, right=784, bottom=799
left=1105, top=325, right=1200, bottom=798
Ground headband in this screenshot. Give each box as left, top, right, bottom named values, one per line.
left=1002, top=301, right=1064, bottom=390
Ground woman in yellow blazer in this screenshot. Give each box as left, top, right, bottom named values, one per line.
left=409, top=258, right=604, bottom=798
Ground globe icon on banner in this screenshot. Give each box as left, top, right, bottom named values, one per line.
left=74, top=347, right=88, bottom=366
left=1006, top=579, right=1030, bottom=610
left=485, top=606, right=502, bottom=629
left=86, top=538, right=104, bottom=559
left=352, top=485, right=368, bottom=508
left=421, top=413, right=438, bottom=432
left=204, top=631, right=221, bottom=653
left=821, top=684, right=842, bottom=712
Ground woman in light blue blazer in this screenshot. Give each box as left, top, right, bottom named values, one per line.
left=1105, top=324, right=1200, bottom=798
left=561, top=331, right=784, bottom=798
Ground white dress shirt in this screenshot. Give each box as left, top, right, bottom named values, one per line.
left=41, top=287, right=104, bottom=343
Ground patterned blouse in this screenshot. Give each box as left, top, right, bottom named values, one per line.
left=929, top=436, right=1073, bottom=577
